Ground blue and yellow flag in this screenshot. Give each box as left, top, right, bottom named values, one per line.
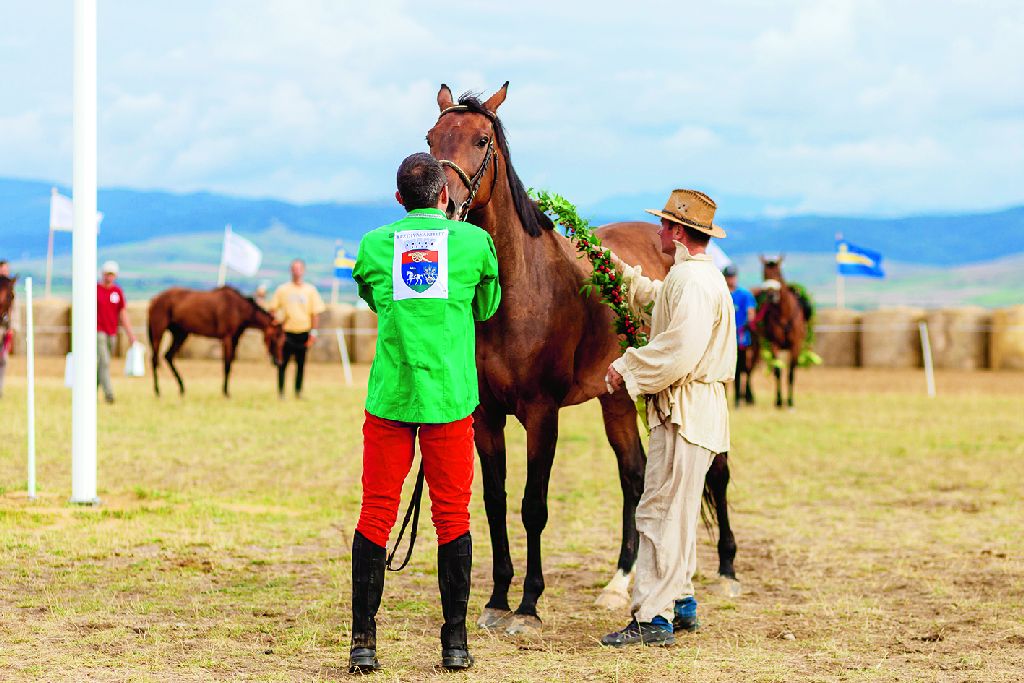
left=334, top=247, right=356, bottom=280
left=836, top=240, right=884, bottom=278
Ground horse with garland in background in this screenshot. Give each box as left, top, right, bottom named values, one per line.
left=757, top=255, right=817, bottom=408
left=427, top=81, right=740, bottom=635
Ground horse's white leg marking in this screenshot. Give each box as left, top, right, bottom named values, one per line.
left=595, top=568, right=633, bottom=610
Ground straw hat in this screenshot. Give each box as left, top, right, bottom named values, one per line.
left=646, top=189, right=726, bottom=239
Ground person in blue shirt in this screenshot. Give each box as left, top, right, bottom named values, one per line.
left=724, top=264, right=757, bottom=406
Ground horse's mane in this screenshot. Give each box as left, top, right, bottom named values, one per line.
left=457, top=93, right=553, bottom=237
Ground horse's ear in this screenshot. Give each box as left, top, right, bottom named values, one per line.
left=777, top=253, right=785, bottom=264
left=759, top=254, right=767, bottom=265
left=437, top=84, right=454, bottom=111
left=483, top=81, right=509, bottom=113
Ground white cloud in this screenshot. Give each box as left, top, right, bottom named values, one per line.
left=0, top=0, right=1021, bottom=216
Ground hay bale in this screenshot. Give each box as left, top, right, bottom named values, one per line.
left=860, top=307, right=925, bottom=368
left=352, top=308, right=378, bottom=364
left=32, top=299, right=72, bottom=357
left=310, top=303, right=355, bottom=363
left=8, top=299, right=26, bottom=355
left=990, top=305, right=1024, bottom=371
left=814, top=308, right=860, bottom=367
left=116, top=300, right=150, bottom=357
left=925, top=307, right=990, bottom=370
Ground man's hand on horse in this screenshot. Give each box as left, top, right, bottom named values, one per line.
left=605, top=364, right=624, bottom=394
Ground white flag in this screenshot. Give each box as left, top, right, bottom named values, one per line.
left=221, top=226, right=262, bottom=277
left=49, top=189, right=103, bottom=232
left=707, top=241, right=732, bottom=271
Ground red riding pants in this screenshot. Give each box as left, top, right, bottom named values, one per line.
left=356, top=411, right=475, bottom=547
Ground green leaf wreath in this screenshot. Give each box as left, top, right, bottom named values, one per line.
left=530, top=190, right=649, bottom=352
left=531, top=189, right=652, bottom=430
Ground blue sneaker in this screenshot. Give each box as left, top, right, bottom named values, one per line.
left=600, top=618, right=675, bottom=647
left=673, top=596, right=700, bottom=632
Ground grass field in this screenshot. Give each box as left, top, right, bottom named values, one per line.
left=1, top=357, right=1022, bottom=682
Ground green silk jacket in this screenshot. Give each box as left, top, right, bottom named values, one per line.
left=353, top=208, right=501, bottom=423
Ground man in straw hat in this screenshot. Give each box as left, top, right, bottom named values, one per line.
left=600, top=189, right=736, bottom=647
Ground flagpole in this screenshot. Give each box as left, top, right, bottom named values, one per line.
left=45, top=188, right=59, bottom=298
left=331, top=240, right=341, bottom=305
left=835, top=232, right=845, bottom=309
left=218, top=224, right=230, bottom=287
left=70, top=0, right=98, bottom=504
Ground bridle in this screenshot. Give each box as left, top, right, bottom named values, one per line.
left=434, top=105, right=499, bottom=222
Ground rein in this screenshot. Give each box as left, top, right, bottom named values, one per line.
left=435, top=105, right=499, bottom=221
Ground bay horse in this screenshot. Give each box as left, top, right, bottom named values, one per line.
left=428, top=82, right=738, bottom=634
left=0, top=275, right=16, bottom=329
left=148, top=286, right=284, bottom=397
left=0, top=275, right=17, bottom=397
left=758, top=255, right=807, bottom=408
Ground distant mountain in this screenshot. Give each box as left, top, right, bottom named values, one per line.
left=2, top=176, right=1023, bottom=266
left=0, top=177, right=403, bottom=261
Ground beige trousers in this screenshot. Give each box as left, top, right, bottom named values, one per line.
left=631, top=422, right=716, bottom=623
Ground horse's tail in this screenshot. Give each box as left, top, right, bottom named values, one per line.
left=700, top=484, right=717, bottom=539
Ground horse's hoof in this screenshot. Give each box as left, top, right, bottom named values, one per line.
left=477, top=607, right=513, bottom=631
left=504, top=614, right=543, bottom=636
left=715, top=576, right=742, bottom=598
left=594, top=587, right=630, bottom=611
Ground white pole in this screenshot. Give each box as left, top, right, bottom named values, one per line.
left=217, top=225, right=230, bottom=287
left=45, top=221, right=55, bottom=299
left=25, top=277, right=36, bottom=500
left=336, top=329, right=353, bottom=386
left=919, top=321, right=936, bottom=398
left=71, top=0, right=99, bottom=504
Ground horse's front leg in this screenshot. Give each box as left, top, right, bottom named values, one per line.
left=787, top=344, right=799, bottom=408
left=221, top=335, right=238, bottom=397
left=772, top=345, right=784, bottom=408
left=594, top=392, right=645, bottom=611
left=475, top=407, right=514, bottom=631
left=506, top=401, right=559, bottom=635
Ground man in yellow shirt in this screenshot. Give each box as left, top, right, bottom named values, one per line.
left=268, top=259, right=326, bottom=398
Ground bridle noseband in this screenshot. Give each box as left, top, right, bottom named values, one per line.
left=434, top=105, right=498, bottom=222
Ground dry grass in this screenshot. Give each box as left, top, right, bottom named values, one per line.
left=1, top=357, right=1022, bottom=682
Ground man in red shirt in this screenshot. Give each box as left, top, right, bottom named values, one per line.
left=97, top=260, right=136, bottom=404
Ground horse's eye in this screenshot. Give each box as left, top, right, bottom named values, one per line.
left=476, top=136, right=489, bottom=148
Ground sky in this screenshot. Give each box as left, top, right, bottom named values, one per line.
left=1, top=0, right=1022, bottom=217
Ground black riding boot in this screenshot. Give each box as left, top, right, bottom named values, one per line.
left=349, top=531, right=386, bottom=674
left=438, top=533, right=473, bottom=670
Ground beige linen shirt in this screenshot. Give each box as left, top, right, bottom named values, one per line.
left=610, top=242, right=736, bottom=454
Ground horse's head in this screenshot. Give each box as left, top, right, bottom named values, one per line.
left=760, top=254, right=785, bottom=284
left=427, top=82, right=551, bottom=235
left=428, top=82, right=506, bottom=220
left=263, top=321, right=285, bottom=367
left=0, top=275, right=17, bottom=328
left=761, top=278, right=783, bottom=305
